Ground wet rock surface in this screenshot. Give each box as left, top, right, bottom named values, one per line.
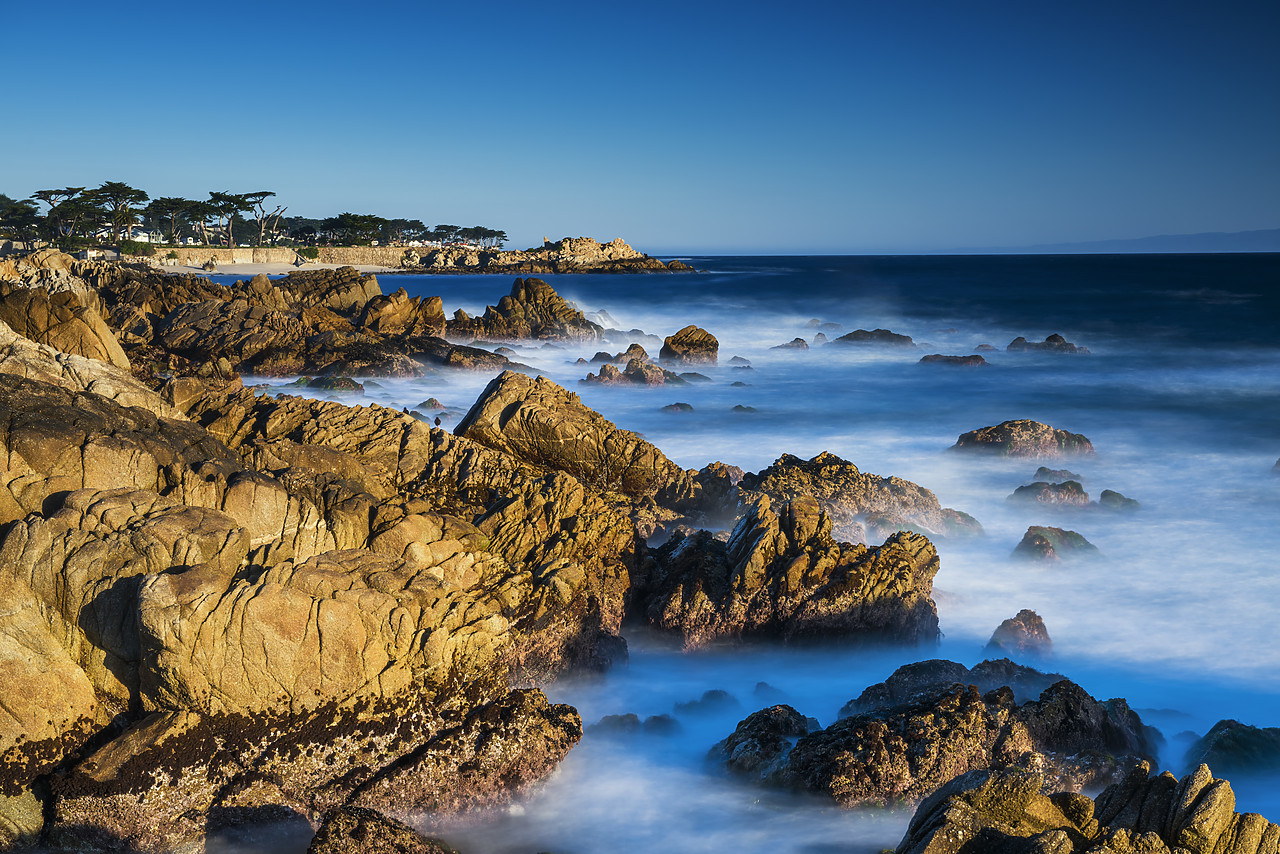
left=986, top=610, right=1054, bottom=657
left=640, top=495, right=942, bottom=648
left=660, top=324, right=719, bottom=365
left=446, top=277, right=603, bottom=343
left=894, top=761, right=1278, bottom=854
left=737, top=451, right=982, bottom=543
left=953, top=420, right=1096, bottom=458
left=1013, top=526, right=1100, bottom=561
left=1007, top=333, right=1089, bottom=354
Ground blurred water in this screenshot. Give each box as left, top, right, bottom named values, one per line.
left=233, top=254, right=1280, bottom=850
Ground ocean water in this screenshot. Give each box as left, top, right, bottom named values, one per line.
left=225, top=254, right=1280, bottom=852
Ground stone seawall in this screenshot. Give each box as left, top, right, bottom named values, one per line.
left=153, top=247, right=414, bottom=268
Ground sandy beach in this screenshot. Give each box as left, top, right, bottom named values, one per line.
left=166, top=261, right=401, bottom=276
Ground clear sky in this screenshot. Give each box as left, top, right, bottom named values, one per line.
left=3, top=0, right=1277, bottom=253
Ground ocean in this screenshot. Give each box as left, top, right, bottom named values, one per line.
left=227, top=253, right=1280, bottom=853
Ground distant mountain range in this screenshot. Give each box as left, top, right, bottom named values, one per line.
left=950, top=228, right=1280, bottom=254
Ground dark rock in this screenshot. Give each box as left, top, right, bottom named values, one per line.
left=1184, top=719, right=1280, bottom=775
left=661, top=402, right=695, bottom=413
left=985, top=610, right=1053, bottom=657
left=1008, top=480, right=1090, bottom=507
left=813, top=332, right=828, bottom=344
left=732, top=404, right=757, bottom=413
left=1007, top=333, right=1089, bottom=354
left=1013, top=526, right=1099, bottom=561
left=728, top=356, right=751, bottom=365
left=709, top=705, right=812, bottom=780
left=730, top=380, right=750, bottom=387
left=660, top=325, right=719, bottom=365
left=952, top=420, right=1095, bottom=458
left=1034, top=467, right=1083, bottom=483
left=753, top=674, right=1156, bottom=808
left=643, top=714, right=682, bottom=736
left=920, top=354, right=987, bottom=367
left=679, top=372, right=712, bottom=382
left=587, top=713, right=642, bottom=737
left=308, top=806, right=456, bottom=854
left=772, top=337, right=809, bottom=350
left=830, top=328, right=916, bottom=347
left=1099, top=489, right=1141, bottom=511
left=446, top=278, right=603, bottom=342
left=674, top=689, right=742, bottom=716
left=841, top=658, right=1065, bottom=718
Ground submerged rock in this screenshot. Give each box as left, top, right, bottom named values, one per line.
left=952, top=420, right=1096, bottom=458
left=772, top=337, right=809, bottom=350
left=920, top=354, right=987, bottom=366
left=1100, top=489, right=1141, bottom=511
left=1007, top=333, right=1089, bottom=354
left=1034, top=466, right=1083, bottom=483
left=830, top=328, right=916, bottom=347
left=985, top=610, right=1053, bottom=658
left=661, top=402, right=695, bottom=413
left=1013, top=526, right=1099, bottom=561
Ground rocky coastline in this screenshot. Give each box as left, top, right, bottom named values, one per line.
left=0, top=249, right=1274, bottom=852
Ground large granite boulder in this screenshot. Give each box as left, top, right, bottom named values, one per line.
left=360, top=287, right=446, bottom=336
left=893, top=762, right=1276, bottom=854
left=719, top=676, right=1155, bottom=808
left=456, top=370, right=697, bottom=503
left=737, top=451, right=982, bottom=543
left=0, top=282, right=130, bottom=369
left=952, top=420, right=1095, bottom=458
left=659, top=324, right=718, bottom=365
left=640, top=494, right=941, bottom=648
left=447, top=277, right=603, bottom=342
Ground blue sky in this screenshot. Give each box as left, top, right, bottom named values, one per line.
left=3, top=0, right=1277, bottom=253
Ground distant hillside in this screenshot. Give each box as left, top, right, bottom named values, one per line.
left=953, top=228, right=1280, bottom=254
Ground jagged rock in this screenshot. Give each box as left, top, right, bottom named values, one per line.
left=0, top=318, right=178, bottom=416
left=446, top=277, right=603, bottom=342
left=737, top=451, right=982, bottom=543
left=1184, top=720, right=1280, bottom=775
left=582, top=357, right=686, bottom=386
left=894, top=762, right=1279, bottom=854
left=421, top=237, right=671, bottom=274
left=953, top=420, right=1095, bottom=458
left=274, top=266, right=382, bottom=313
left=1013, top=527, right=1099, bottom=561
left=360, top=288, right=446, bottom=336
left=1009, top=481, right=1091, bottom=507
left=986, top=610, right=1053, bottom=657
left=660, top=325, right=719, bottom=365
left=920, top=354, right=987, bottom=366
left=184, top=386, right=637, bottom=680
left=308, top=806, right=456, bottom=854
left=667, top=259, right=693, bottom=271
left=1099, top=489, right=1141, bottom=511
left=640, top=494, right=941, bottom=648
left=772, top=337, right=809, bottom=350
left=0, top=282, right=130, bottom=369
left=830, top=328, right=916, bottom=347
left=456, top=370, right=696, bottom=504
left=1007, top=333, right=1089, bottom=354
left=841, top=659, right=1067, bottom=717
left=737, top=676, right=1156, bottom=809
left=50, top=689, right=579, bottom=853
